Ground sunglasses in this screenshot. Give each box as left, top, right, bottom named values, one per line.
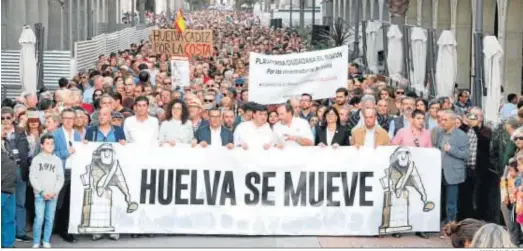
left=1, top=116, right=12, bottom=120
left=515, top=136, right=523, bottom=141
left=204, top=99, right=214, bottom=103
left=235, top=83, right=243, bottom=87
left=396, top=91, right=405, bottom=94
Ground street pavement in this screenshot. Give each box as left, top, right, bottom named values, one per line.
left=16, top=233, right=450, bottom=248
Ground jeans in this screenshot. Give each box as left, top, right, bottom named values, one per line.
left=1, top=193, right=16, bottom=248
left=33, top=194, right=57, bottom=245
left=15, top=168, right=27, bottom=237
left=445, top=184, right=459, bottom=223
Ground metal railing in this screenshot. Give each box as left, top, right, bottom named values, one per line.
left=1, top=24, right=157, bottom=99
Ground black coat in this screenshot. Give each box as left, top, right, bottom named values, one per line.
left=4, top=129, right=30, bottom=181
left=315, top=125, right=350, bottom=146
left=1, top=150, right=17, bottom=194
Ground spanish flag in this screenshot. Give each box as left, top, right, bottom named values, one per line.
left=174, top=9, right=185, bottom=33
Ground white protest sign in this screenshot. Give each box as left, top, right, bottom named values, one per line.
left=170, top=59, right=190, bottom=88
left=248, top=46, right=349, bottom=104
left=69, top=143, right=441, bottom=236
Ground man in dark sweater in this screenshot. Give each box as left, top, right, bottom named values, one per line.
left=2, top=133, right=18, bottom=248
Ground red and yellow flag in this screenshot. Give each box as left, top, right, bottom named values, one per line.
left=174, top=9, right=185, bottom=33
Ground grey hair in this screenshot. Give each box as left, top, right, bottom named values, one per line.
left=93, top=75, right=104, bottom=81
left=362, top=107, right=377, bottom=117
left=13, top=104, right=26, bottom=113
left=511, top=126, right=523, bottom=141
left=99, top=94, right=114, bottom=102
left=470, top=223, right=515, bottom=248
left=360, top=94, right=376, bottom=105
left=441, top=109, right=457, bottom=119
left=428, top=99, right=440, bottom=108
left=505, top=116, right=522, bottom=130
left=469, top=106, right=484, bottom=121
left=46, top=113, right=61, bottom=124
left=23, top=91, right=37, bottom=99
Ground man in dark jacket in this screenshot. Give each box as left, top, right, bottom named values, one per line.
left=2, top=137, right=18, bottom=248
left=1, top=107, right=31, bottom=242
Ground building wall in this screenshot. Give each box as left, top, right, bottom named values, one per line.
left=321, top=0, right=523, bottom=95
left=2, top=0, right=123, bottom=51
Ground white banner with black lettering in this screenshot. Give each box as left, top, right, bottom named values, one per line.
left=68, top=143, right=441, bottom=236
left=248, top=46, right=349, bottom=104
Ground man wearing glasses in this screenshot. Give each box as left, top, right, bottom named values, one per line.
left=395, top=87, right=405, bottom=98
left=52, top=108, right=82, bottom=243
left=1, top=107, right=31, bottom=243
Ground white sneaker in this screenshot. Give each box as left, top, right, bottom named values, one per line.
left=42, top=242, right=51, bottom=248
left=32, top=243, right=40, bottom=248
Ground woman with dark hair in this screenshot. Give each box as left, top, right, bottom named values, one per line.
left=92, top=89, right=104, bottom=102
left=158, top=99, right=194, bottom=146
left=415, top=98, right=428, bottom=113
left=268, top=110, right=279, bottom=128
left=314, top=106, right=350, bottom=147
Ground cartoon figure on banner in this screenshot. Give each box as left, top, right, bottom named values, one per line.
left=78, top=143, right=139, bottom=233
left=379, top=147, right=435, bottom=234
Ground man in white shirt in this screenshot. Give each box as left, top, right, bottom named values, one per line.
left=273, top=103, right=314, bottom=148
left=233, top=104, right=274, bottom=150
left=123, top=96, right=159, bottom=146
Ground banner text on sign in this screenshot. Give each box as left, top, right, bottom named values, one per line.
left=150, top=29, right=213, bottom=57
left=69, top=144, right=441, bottom=236
left=248, top=46, right=348, bottom=104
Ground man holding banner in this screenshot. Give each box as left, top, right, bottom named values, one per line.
left=272, top=103, right=314, bottom=148
left=233, top=104, right=275, bottom=150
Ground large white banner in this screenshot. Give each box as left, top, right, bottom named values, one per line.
left=69, top=143, right=441, bottom=236
left=248, top=46, right=349, bottom=104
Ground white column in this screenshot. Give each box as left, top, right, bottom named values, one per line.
left=116, top=0, right=120, bottom=24
left=416, top=0, right=423, bottom=25
left=432, top=0, right=439, bottom=29
left=342, top=0, right=347, bottom=21
left=497, top=0, right=509, bottom=89
left=362, top=0, right=367, bottom=20
left=450, top=0, right=458, bottom=35
left=156, top=0, right=161, bottom=13
left=378, top=0, right=384, bottom=21
left=94, top=0, right=99, bottom=34
left=333, top=0, right=337, bottom=19
left=370, top=0, right=375, bottom=20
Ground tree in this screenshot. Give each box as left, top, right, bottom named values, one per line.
left=388, top=0, right=409, bottom=25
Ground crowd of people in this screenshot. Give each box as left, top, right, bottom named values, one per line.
left=1, top=9, right=522, bottom=249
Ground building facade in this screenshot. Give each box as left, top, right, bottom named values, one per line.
left=322, top=0, right=523, bottom=96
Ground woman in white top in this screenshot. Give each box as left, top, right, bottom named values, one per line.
left=159, top=99, right=194, bottom=146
